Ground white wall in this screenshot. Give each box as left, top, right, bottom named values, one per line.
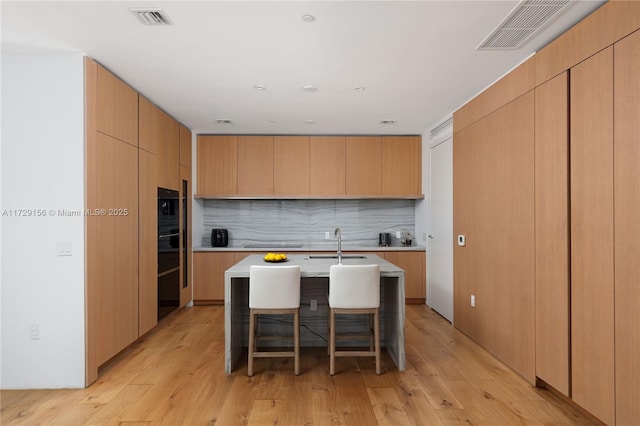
left=1, top=52, right=86, bottom=388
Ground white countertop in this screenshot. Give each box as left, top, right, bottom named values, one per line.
left=195, top=243, right=425, bottom=252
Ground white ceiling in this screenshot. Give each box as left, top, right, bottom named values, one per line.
left=1, top=1, right=604, bottom=135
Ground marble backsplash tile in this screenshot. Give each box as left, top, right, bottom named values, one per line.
left=202, top=199, right=415, bottom=247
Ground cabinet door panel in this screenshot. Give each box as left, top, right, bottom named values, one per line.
left=381, top=136, right=421, bottom=196
left=570, top=47, right=615, bottom=426
left=346, top=136, right=381, bottom=195
left=274, top=136, right=309, bottom=195
left=94, top=133, right=139, bottom=365
left=534, top=72, right=570, bottom=396
left=139, top=96, right=159, bottom=154
left=193, top=252, right=236, bottom=302
left=179, top=124, right=192, bottom=169
left=237, top=136, right=274, bottom=195
left=310, top=136, right=345, bottom=195
left=384, top=252, right=425, bottom=303
left=614, top=30, right=640, bottom=425
left=97, top=65, right=138, bottom=146
left=196, top=135, right=237, bottom=196
left=139, top=150, right=158, bottom=336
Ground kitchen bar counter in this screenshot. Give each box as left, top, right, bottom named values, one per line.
left=224, top=253, right=406, bottom=373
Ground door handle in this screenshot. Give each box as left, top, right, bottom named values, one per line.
left=428, top=235, right=433, bottom=239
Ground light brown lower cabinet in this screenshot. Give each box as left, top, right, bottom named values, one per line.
left=383, top=251, right=425, bottom=304
left=193, top=251, right=426, bottom=304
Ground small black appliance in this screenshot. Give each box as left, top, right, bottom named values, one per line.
left=211, top=228, right=229, bottom=247
left=379, top=232, right=392, bottom=247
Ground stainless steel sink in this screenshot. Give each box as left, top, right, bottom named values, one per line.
left=308, top=255, right=367, bottom=259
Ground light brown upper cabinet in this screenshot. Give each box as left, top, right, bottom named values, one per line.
left=179, top=123, right=192, bottom=169
left=309, top=136, right=346, bottom=196
left=139, top=96, right=179, bottom=190
left=381, top=136, right=421, bottom=196
left=274, top=136, right=309, bottom=196
left=346, top=136, right=382, bottom=196
left=96, top=65, right=138, bottom=147
left=237, top=135, right=274, bottom=195
left=196, top=135, right=238, bottom=196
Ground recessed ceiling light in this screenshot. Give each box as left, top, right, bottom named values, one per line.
left=253, top=85, right=266, bottom=90
left=216, top=119, right=233, bottom=125
left=380, top=119, right=396, bottom=125
left=302, top=14, right=316, bottom=22
left=301, top=85, right=317, bottom=92
left=304, top=120, right=316, bottom=124
left=354, top=86, right=366, bottom=91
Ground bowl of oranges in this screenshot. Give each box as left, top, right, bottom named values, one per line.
left=263, top=252, right=288, bottom=263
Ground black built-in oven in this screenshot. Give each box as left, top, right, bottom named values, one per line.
left=158, top=188, right=180, bottom=319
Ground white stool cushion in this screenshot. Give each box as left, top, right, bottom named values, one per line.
left=329, top=264, right=380, bottom=309
left=249, top=265, right=301, bottom=309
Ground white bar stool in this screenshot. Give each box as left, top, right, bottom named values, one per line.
left=328, top=264, right=381, bottom=375
left=248, top=265, right=301, bottom=376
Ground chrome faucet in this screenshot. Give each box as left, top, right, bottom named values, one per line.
left=334, top=227, right=342, bottom=264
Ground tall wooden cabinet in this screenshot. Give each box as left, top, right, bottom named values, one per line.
left=453, top=93, right=536, bottom=384
left=614, top=29, right=640, bottom=425
left=453, top=4, right=640, bottom=423
left=86, top=59, right=191, bottom=385
left=94, top=133, right=140, bottom=366
left=138, top=150, right=158, bottom=336
left=570, top=46, right=615, bottom=425
left=534, top=72, right=570, bottom=396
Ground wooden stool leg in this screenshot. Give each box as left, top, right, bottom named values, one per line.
left=374, top=309, right=381, bottom=375
left=369, top=313, right=374, bottom=351
left=248, top=309, right=255, bottom=376
left=329, top=308, right=336, bottom=375
left=294, top=308, right=300, bottom=375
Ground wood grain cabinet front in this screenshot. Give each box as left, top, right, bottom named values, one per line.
left=237, top=135, right=274, bottom=195
left=274, top=136, right=309, bottom=196
left=196, top=135, right=238, bottom=196
left=96, top=64, right=138, bottom=146
left=381, top=136, right=421, bottom=196
left=193, top=252, right=237, bottom=303
left=139, top=96, right=180, bottom=191
left=383, top=251, right=425, bottom=303
left=346, top=136, right=382, bottom=196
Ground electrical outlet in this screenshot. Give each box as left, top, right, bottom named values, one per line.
left=310, top=299, right=318, bottom=311
left=470, top=294, right=476, bottom=307
left=396, top=231, right=401, bottom=238
left=30, top=324, right=40, bottom=340
left=325, top=232, right=330, bottom=239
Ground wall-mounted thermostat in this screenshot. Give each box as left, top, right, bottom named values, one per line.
left=457, top=235, right=466, bottom=247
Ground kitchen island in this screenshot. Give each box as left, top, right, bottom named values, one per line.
left=224, top=253, right=406, bottom=373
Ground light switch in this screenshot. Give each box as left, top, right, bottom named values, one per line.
left=56, top=241, right=73, bottom=256
left=457, top=235, right=466, bottom=247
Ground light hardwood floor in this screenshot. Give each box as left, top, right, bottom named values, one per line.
left=1, top=305, right=597, bottom=426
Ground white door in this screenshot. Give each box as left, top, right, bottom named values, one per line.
left=428, top=138, right=454, bottom=322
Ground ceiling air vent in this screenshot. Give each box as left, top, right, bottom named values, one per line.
left=216, top=119, right=233, bottom=125
left=478, top=0, right=570, bottom=50
left=380, top=119, right=396, bottom=125
left=130, top=8, right=173, bottom=25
